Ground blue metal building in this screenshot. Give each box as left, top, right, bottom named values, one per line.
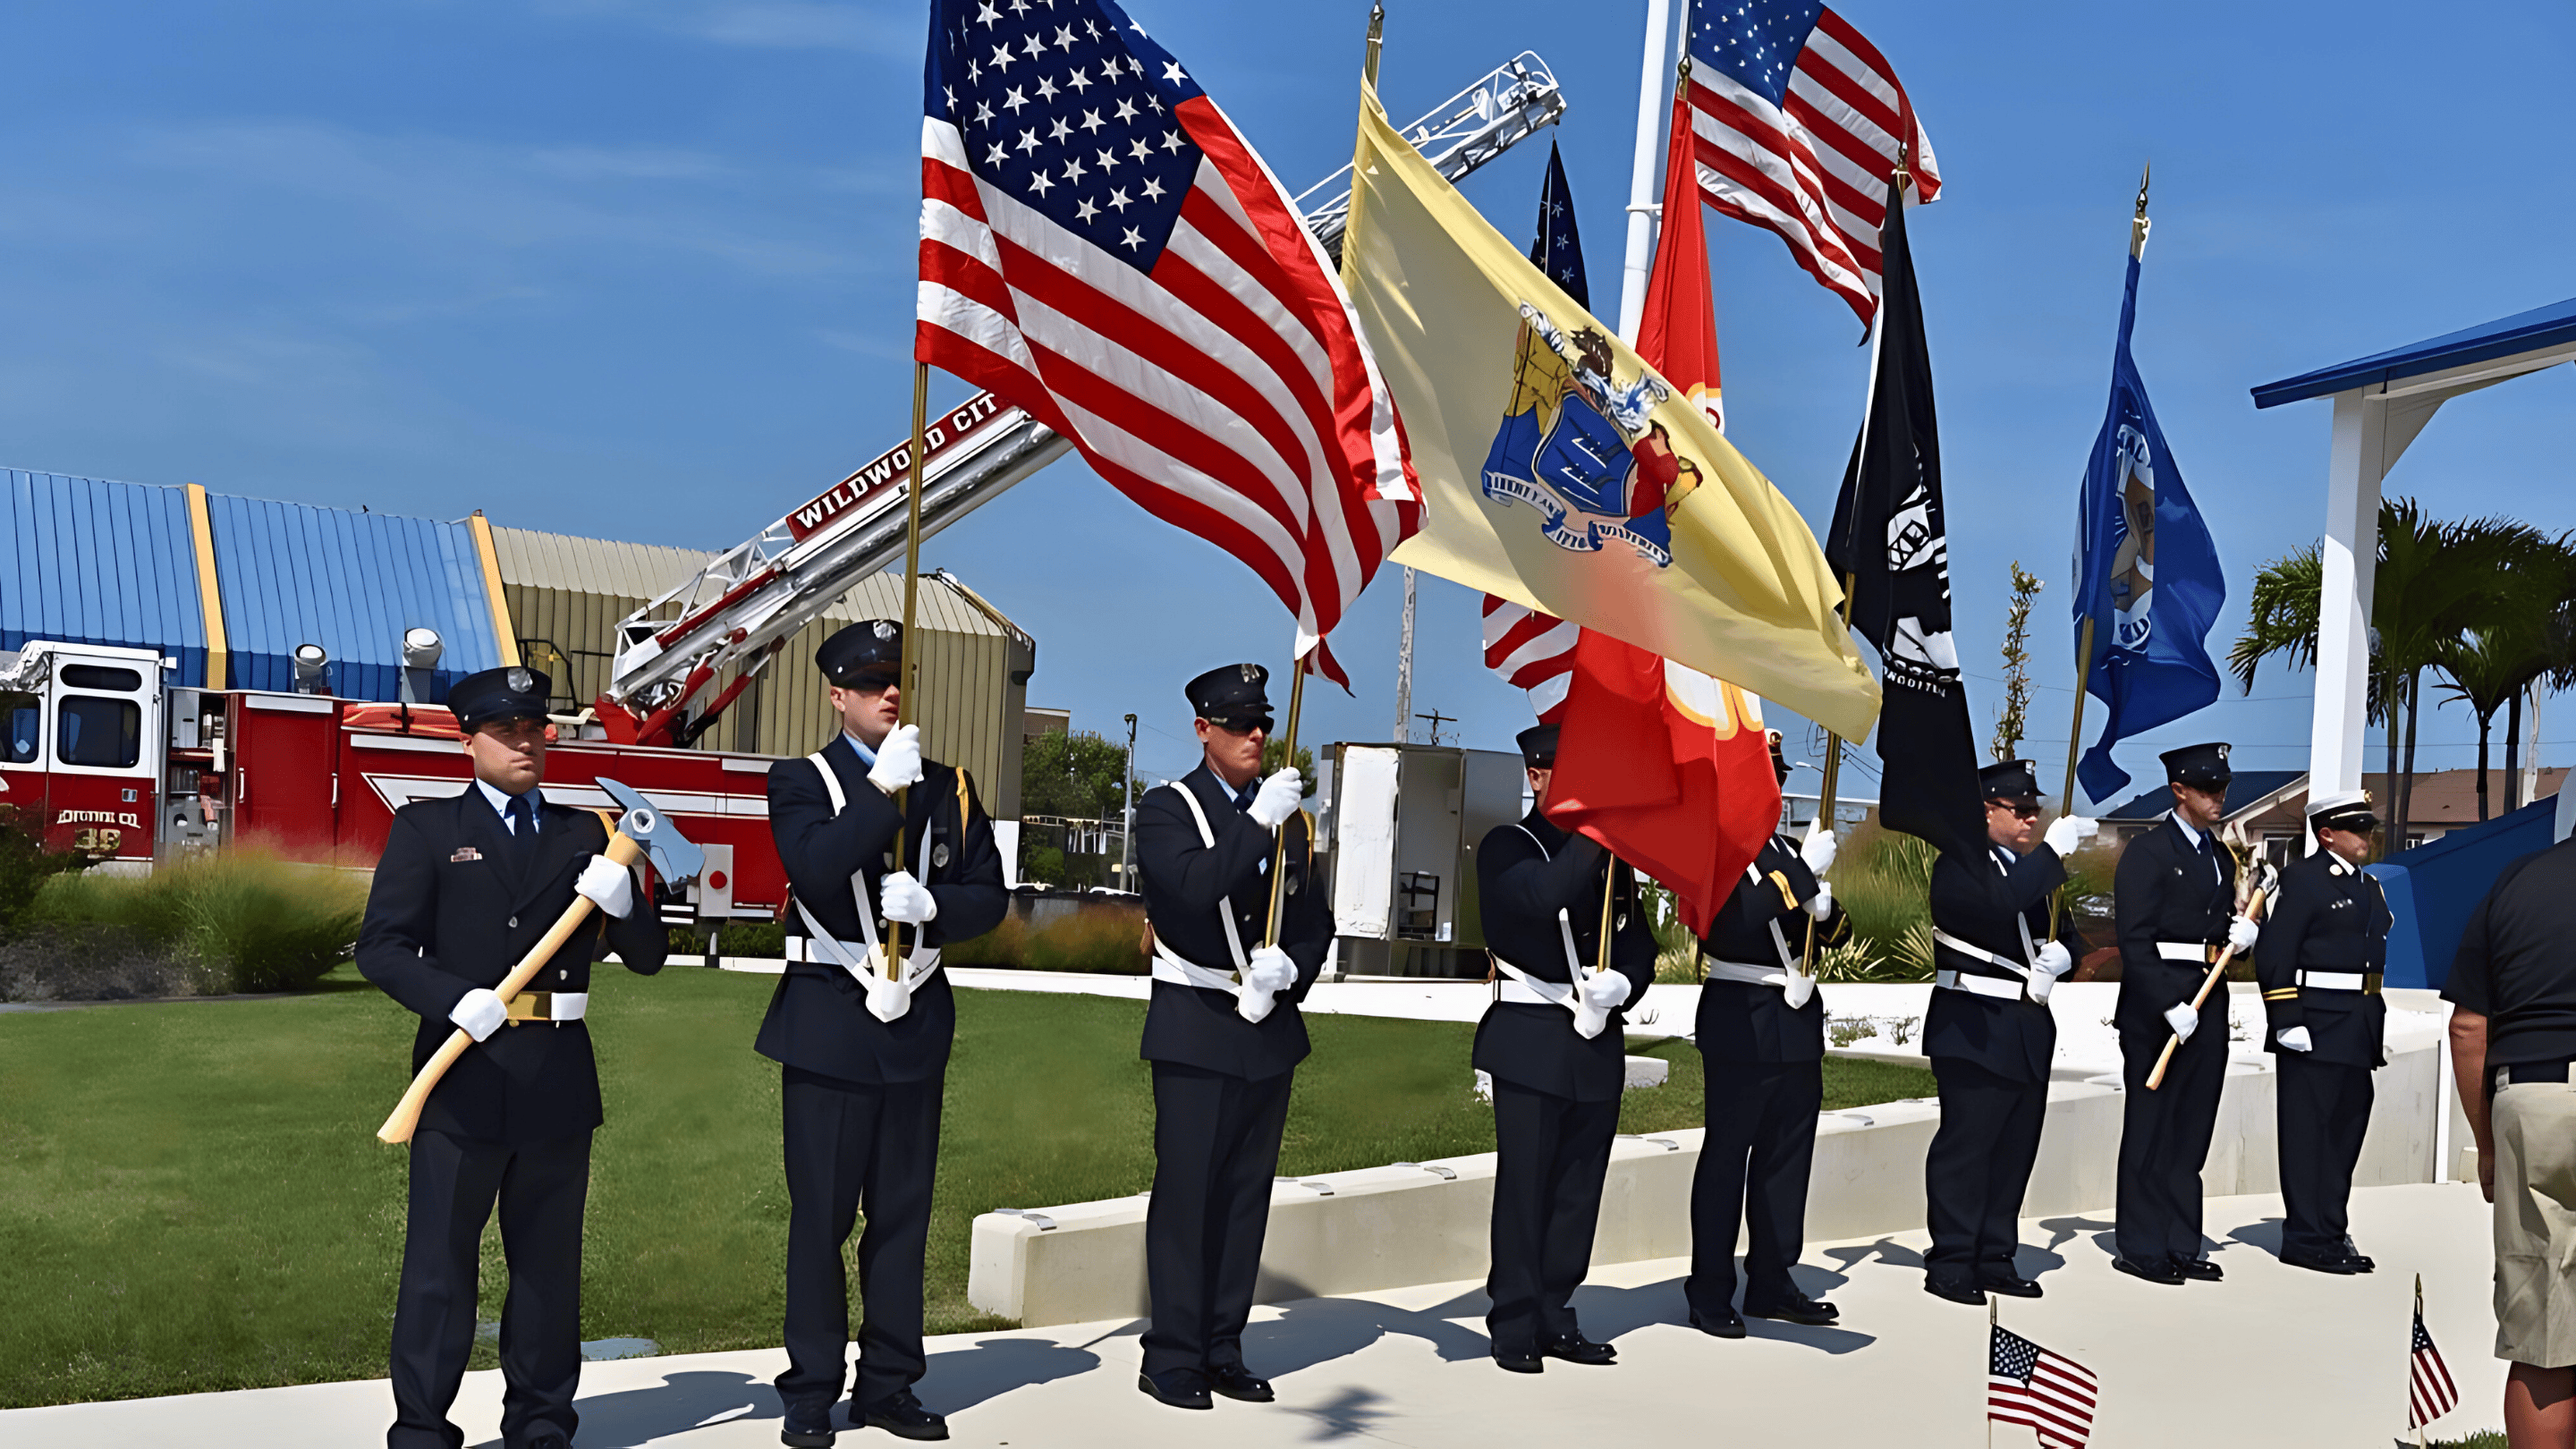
left=0, top=470, right=211, bottom=685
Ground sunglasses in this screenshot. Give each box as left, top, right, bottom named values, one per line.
left=1203, top=716, right=1271, bottom=736
left=1988, top=800, right=2043, bottom=820
left=2323, top=815, right=2380, bottom=835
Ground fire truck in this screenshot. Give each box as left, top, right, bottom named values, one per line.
left=0, top=55, right=1566, bottom=921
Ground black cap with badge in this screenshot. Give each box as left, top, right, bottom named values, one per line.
left=1516, top=724, right=1559, bottom=768
left=818, top=620, right=902, bottom=688
left=1185, top=663, right=1272, bottom=731
left=2160, top=741, right=2233, bottom=791
left=450, top=665, right=552, bottom=733
left=1979, top=758, right=2041, bottom=802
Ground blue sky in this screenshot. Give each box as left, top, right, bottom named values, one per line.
left=2, top=1, right=2571, bottom=797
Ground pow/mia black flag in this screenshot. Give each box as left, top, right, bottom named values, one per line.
left=1824, top=167, right=1985, bottom=860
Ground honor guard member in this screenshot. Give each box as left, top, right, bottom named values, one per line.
left=1683, top=733, right=1850, bottom=1336
left=2257, top=789, right=2391, bottom=1274
left=2111, top=741, right=2261, bottom=1285
left=358, top=665, right=669, bottom=1449
left=1474, top=724, right=1657, bottom=1372
left=1131, top=664, right=1328, bottom=1411
left=757, top=621, right=1006, bottom=1445
left=1919, top=759, right=2094, bottom=1306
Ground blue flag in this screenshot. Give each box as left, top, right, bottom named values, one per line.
left=2072, top=252, right=2224, bottom=804
left=1527, top=140, right=1589, bottom=309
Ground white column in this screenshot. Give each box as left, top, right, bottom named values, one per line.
left=2307, top=386, right=2387, bottom=821
left=1615, top=0, right=1679, bottom=343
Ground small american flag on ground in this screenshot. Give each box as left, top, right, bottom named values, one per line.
left=2409, top=1291, right=2460, bottom=1430
left=1683, top=1, right=1939, bottom=327
left=915, top=0, right=1418, bottom=685
left=1990, top=1324, right=2099, bottom=1449
left=1482, top=596, right=1578, bottom=723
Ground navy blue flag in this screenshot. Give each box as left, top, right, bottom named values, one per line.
left=2071, top=251, right=2224, bottom=803
left=1528, top=140, right=1589, bottom=309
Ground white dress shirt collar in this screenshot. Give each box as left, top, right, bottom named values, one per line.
left=473, top=776, right=538, bottom=833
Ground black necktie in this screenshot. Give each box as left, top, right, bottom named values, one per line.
left=505, top=793, right=536, bottom=861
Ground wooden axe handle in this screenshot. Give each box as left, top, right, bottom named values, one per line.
left=376, top=827, right=643, bottom=1144
left=2145, top=886, right=2267, bottom=1092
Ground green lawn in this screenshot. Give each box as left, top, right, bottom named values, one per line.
left=0, top=966, right=1933, bottom=1408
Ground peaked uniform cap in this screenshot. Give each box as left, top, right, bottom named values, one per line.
left=1979, top=758, right=2041, bottom=801
left=817, top=621, right=902, bottom=685
left=451, top=666, right=552, bottom=732
left=1516, top=724, right=1559, bottom=768
left=2160, top=741, right=2233, bottom=789
left=1186, top=664, right=1272, bottom=724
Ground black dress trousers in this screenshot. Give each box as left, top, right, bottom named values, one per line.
left=1922, top=1057, right=2047, bottom=1289
left=2114, top=1010, right=2228, bottom=1265
left=1486, top=1080, right=1621, bottom=1353
left=2275, top=1052, right=2374, bottom=1258
left=388, top=1130, right=592, bottom=1449
left=1140, top=1061, right=1295, bottom=1380
left=777, top=1065, right=945, bottom=1414
left=1687, top=1058, right=1822, bottom=1316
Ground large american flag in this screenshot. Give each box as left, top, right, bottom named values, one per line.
left=915, top=0, right=1418, bottom=684
left=1684, top=1, right=1940, bottom=327
left=1989, top=1325, right=2099, bottom=1449
left=2408, top=1298, right=2460, bottom=1430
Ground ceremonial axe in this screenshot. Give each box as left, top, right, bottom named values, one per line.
left=376, top=778, right=706, bottom=1144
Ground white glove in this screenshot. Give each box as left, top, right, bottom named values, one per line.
left=1782, top=971, right=1816, bottom=1011
left=880, top=870, right=938, bottom=926
left=1580, top=968, right=1634, bottom=1012
left=1237, top=945, right=1296, bottom=1023
left=2276, top=1024, right=2314, bottom=1053
left=2165, top=1001, right=2199, bottom=1042
left=2035, top=941, right=2074, bottom=979
left=1806, top=881, right=1835, bottom=921
left=2026, top=969, right=2055, bottom=1006
left=1248, top=767, right=1304, bottom=829
left=865, top=974, right=911, bottom=1023
left=574, top=853, right=635, bottom=919
left=866, top=724, right=924, bottom=795
left=1799, top=820, right=1838, bottom=876
left=2043, top=815, right=2099, bottom=857
left=2227, top=915, right=2260, bottom=953
left=450, top=987, right=507, bottom=1042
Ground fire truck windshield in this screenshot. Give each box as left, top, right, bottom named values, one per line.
left=56, top=696, right=140, bottom=768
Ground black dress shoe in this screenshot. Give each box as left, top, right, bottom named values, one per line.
left=2280, top=1249, right=2362, bottom=1275
left=1492, top=1346, right=1544, bottom=1374
left=1138, top=1370, right=1214, bottom=1410
left=1207, top=1365, right=1275, bottom=1402
left=2342, top=1241, right=2377, bottom=1273
left=1686, top=1309, right=1748, bottom=1339
left=2113, top=1256, right=2184, bottom=1285
left=1923, top=1276, right=1987, bottom=1306
left=1979, top=1274, right=2045, bottom=1299
left=859, top=1392, right=949, bottom=1442
left=1743, top=1294, right=1841, bottom=1326
left=2172, top=1257, right=2224, bottom=1282
left=1540, top=1332, right=1617, bottom=1365
left=780, top=1406, right=837, bottom=1448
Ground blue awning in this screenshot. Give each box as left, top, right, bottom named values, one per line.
left=2251, top=295, right=2576, bottom=409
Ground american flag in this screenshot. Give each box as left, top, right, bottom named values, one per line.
left=1683, top=1, right=1940, bottom=327
left=1483, top=595, right=1578, bottom=722
left=1989, top=1325, right=2099, bottom=1449
left=914, top=0, right=1418, bottom=685
left=2408, top=1297, right=2460, bottom=1430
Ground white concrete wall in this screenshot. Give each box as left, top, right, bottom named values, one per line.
left=970, top=1041, right=2447, bottom=1327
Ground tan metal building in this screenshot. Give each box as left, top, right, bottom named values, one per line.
left=488, top=525, right=1037, bottom=814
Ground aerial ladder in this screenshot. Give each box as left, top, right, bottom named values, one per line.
left=597, top=54, right=1568, bottom=746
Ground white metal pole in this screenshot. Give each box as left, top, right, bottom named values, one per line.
left=1615, top=0, right=1679, bottom=344
left=1394, top=566, right=1417, bottom=742
left=2307, top=387, right=2387, bottom=854
left=1121, top=712, right=1137, bottom=886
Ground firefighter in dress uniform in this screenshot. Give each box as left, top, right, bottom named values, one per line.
left=1682, top=733, right=1851, bottom=1336
left=358, top=665, right=670, bottom=1449
left=2256, top=788, right=2391, bottom=1275
left=1473, top=724, right=1657, bottom=1372
left=1919, top=758, right=2095, bottom=1306
left=758, top=621, right=1006, bottom=1446
left=2111, top=741, right=2262, bottom=1285
left=1131, top=663, right=1330, bottom=1411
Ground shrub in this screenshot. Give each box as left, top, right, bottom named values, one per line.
left=26, top=851, right=365, bottom=995
left=1833, top=822, right=1936, bottom=952
left=670, top=921, right=786, bottom=958
left=944, top=903, right=1148, bottom=973
left=0, top=806, right=85, bottom=942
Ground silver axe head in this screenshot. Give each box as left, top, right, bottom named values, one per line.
left=596, top=777, right=706, bottom=884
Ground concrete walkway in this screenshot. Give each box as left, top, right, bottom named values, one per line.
left=0, top=1182, right=2504, bottom=1447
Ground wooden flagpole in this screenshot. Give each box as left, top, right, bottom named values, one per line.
left=886, top=362, right=929, bottom=968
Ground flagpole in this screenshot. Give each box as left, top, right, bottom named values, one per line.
left=1986, top=1297, right=1998, bottom=1449
left=887, top=361, right=929, bottom=968
left=1616, top=0, right=1679, bottom=343
left=2412, top=1274, right=2427, bottom=1449
left=1263, top=643, right=1309, bottom=947
left=1801, top=571, right=1859, bottom=977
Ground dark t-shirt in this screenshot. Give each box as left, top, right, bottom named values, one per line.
left=2443, top=839, right=2576, bottom=1067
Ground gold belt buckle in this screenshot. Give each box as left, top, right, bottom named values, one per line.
left=504, top=991, right=554, bottom=1025
left=2363, top=972, right=2384, bottom=996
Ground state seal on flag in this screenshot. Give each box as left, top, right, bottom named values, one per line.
left=1479, top=303, right=1698, bottom=567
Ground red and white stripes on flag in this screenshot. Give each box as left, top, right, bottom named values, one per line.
left=1988, top=1325, right=2099, bottom=1449
left=2409, top=1302, right=2460, bottom=1429
left=914, top=0, right=1416, bottom=686
left=1684, top=4, right=1940, bottom=327
left=1482, top=595, right=1578, bottom=723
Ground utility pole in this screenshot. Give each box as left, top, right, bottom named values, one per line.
left=1616, top=0, right=1679, bottom=343
left=1120, top=712, right=1138, bottom=889
left=1415, top=708, right=1455, bottom=747
left=1393, top=565, right=1417, bottom=741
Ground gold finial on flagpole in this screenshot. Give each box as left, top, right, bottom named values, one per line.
left=1363, top=4, right=1385, bottom=89
left=2131, top=161, right=2153, bottom=259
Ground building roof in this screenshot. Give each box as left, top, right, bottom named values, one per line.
left=2251, top=295, right=2576, bottom=409
left=2100, top=769, right=2306, bottom=822
left=0, top=469, right=210, bottom=686
left=2359, top=768, right=2568, bottom=826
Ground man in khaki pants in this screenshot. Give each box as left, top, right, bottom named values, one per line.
left=2445, top=826, right=2576, bottom=1447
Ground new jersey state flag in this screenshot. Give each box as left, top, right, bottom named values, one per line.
left=1340, top=86, right=1879, bottom=742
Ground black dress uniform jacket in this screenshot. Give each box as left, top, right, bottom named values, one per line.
left=359, top=790, right=672, bottom=1143
left=1695, top=835, right=1848, bottom=1063
left=1133, top=765, right=1330, bottom=1079
left=755, top=734, right=1008, bottom=1084
left=2114, top=816, right=2241, bottom=1030
left=1925, top=843, right=2085, bottom=1082
left=1473, top=812, right=1657, bottom=1102
left=2111, top=812, right=2242, bottom=1267
left=2256, top=848, right=2390, bottom=1068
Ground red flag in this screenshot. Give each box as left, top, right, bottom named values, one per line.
left=1638, top=74, right=1724, bottom=436
left=1546, top=631, right=1777, bottom=936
